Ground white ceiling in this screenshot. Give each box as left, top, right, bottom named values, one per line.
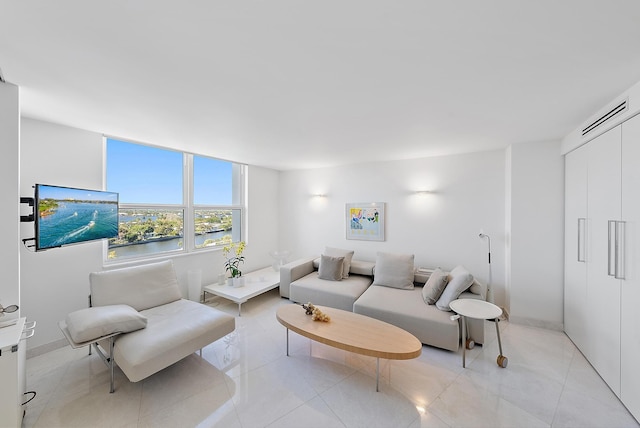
left=2, top=1, right=640, bottom=171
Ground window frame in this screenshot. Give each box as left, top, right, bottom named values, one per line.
left=103, top=137, right=246, bottom=264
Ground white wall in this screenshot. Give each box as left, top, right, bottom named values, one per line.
left=20, top=119, right=111, bottom=352
left=0, top=82, right=20, bottom=316
left=279, top=150, right=508, bottom=307
left=17, top=115, right=566, bottom=349
left=507, top=140, right=565, bottom=330
left=20, top=118, right=279, bottom=353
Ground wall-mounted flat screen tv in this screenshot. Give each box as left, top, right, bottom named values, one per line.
left=35, top=184, right=119, bottom=251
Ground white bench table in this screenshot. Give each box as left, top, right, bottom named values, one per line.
left=203, top=266, right=280, bottom=316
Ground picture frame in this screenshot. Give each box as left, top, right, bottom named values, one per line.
left=346, top=202, right=385, bottom=241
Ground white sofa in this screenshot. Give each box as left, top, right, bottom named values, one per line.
left=280, top=255, right=486, bottom=352
left=60, top=260, right=235, bottom=392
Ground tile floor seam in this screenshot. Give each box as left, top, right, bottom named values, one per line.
left=547, top=344, right=578, bottom=428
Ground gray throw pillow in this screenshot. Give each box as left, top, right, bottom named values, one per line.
left=324, top=247, right=355, bottom=278
left=65, top=304, right=147, bottom=343
left=372, top=252, right=415, bottom=290
left=422, top=268, right=449, bottom=305
left=318, top=254, right=345, bottom=281
left=435, top=265, right=474, bottom=311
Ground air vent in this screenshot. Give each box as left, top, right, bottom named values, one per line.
left=582, top=99, right=628, bottom=137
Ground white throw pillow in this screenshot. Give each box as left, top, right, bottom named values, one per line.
left=435, top=265, right=474, bottom=311
left=65, top=304, right=147, bottom=343
left=324, top=247, right=355, bottom=278
left=422, top=268, right=449, bottom=305
left=318, top=254, right=344, bottom=281
left=372, top=252, right=415, bottom=290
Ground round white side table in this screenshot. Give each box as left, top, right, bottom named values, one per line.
left=449, top=298, right=508, bottom=368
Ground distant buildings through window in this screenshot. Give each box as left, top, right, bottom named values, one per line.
left=106, top=137, right=245, bottom=261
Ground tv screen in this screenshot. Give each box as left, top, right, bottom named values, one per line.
left=35, top=184, right=119, bottom=251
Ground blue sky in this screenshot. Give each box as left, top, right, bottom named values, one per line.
left=106, top=138, right=232, bottom=205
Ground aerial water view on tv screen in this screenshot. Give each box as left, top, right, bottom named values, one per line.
left=36, top=185, right=119, bottom=250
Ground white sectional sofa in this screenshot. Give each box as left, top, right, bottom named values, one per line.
left=280, top=252, right=486, bottom=352
left=60, top=260, right=235, bottom=392
left=280, top=257, right=376, bottom=311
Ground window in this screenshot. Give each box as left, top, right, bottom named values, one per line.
left=106, top=138, right=244, bottom=261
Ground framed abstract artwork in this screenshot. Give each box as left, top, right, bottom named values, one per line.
left=346, top=202, right=385, bottom=241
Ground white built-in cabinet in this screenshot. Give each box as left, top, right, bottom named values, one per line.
left=621, top=114, right=640, bottom=420
left=587, top=126, right=622, bottom=394
left=564, top=145, right=588, bottom=352
left=564, top=113, right=640, bottom=421
left=0, top=318, right=28, bottom=427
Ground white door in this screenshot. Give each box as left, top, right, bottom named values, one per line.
left=621, top=113, right=640, bottom=419
left=587, top=125, right=622, bottom=396
left=564, top=145, right=588, bottom=352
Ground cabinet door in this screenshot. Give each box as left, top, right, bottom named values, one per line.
left=621, top=113, right=640, bottom=419
left=587, top=126, right=622, bottom=396
left=564, top=145, right=588, bottom=352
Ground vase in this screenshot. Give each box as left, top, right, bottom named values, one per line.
left=227, top=278, right=234, bottom=287
left=232, top=277, right=245, bottom=288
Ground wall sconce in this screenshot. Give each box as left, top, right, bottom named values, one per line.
left=311, top=193, right=327, bottom=198
left=414, top=190, right=433, bottom=196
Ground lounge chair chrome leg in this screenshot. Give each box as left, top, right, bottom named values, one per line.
left=109, top=337, right=115, bottom=393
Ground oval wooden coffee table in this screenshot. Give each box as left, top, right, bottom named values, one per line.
left=276, top=304, right=422, bottom=391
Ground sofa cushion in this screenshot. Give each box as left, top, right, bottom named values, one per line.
left=469, top=279, right=486, bottom=298
left=318, top=254, right=344, bottom=281
left=324, top=247, right=355, bottom=278
left=422, top=268, right=449, bottom=305
left=349, top=260, right=375, bottom=276
left=290, top=274, right=372, bottom=312
left=436, top=265, right=475, bottom=311
left=65, top=304, right=147, bottom=343
left=111, top=299, right=235, bottom=382
left=90, top=260, right=182, bottom=311
left=354, top=285, right=460, bottom=351
left=372, top=252, right=415, bottom=290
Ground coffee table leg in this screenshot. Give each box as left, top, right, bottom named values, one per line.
left=286, top=328, right=289, bottom=356
left=376, top=358, right=380, bottom=392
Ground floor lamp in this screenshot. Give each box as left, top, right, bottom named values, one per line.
left=479, top=231, right=493, bottom=303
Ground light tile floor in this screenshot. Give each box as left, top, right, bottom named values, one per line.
left=23, top=289, right=639, bottom=427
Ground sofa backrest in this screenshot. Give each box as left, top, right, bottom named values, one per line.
left=311, top=257, right=375, bottom=276
left=90, top=260, right=182, bottom=311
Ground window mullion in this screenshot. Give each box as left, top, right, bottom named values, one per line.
left=184, top=153, right=194, bottom=251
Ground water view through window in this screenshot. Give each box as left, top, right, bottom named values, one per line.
left=106, top=138, right=242, bottom=261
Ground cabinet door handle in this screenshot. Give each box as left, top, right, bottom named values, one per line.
left=615, top=221, right=626, bottom=280
left=608, top=220, right=616, bottom=276
left=578, top=218, right=586, bottom=262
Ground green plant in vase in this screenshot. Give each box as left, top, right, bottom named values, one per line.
left=223, top=241, right=246, bottom=280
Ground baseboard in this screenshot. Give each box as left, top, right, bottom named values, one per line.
left=500, top=306, right=510, bottom=321
left=27, top=338, right=68, bottom=359
left=508, top=315, right=564, bottom=332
